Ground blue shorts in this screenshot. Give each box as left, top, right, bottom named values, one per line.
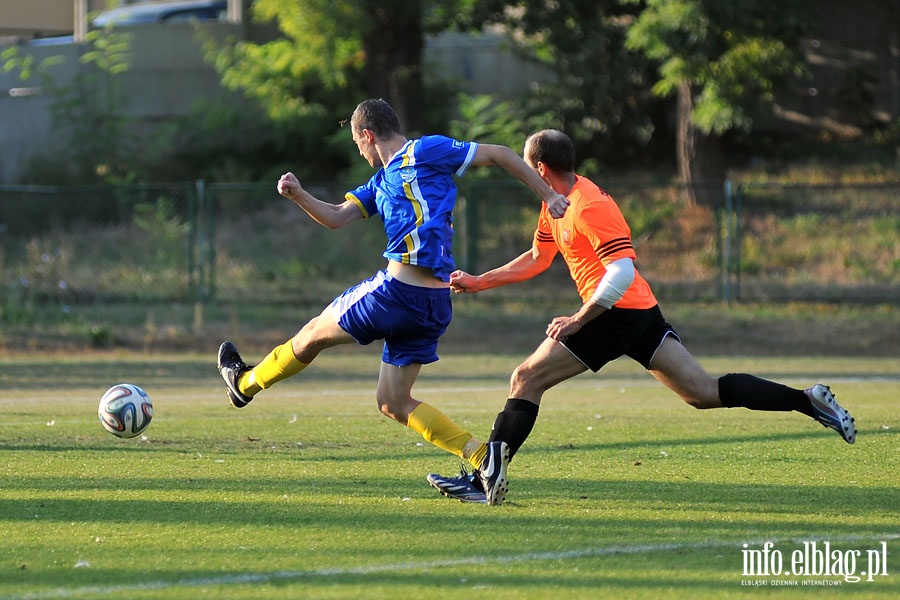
left=330, top=270, right=452, bottom=367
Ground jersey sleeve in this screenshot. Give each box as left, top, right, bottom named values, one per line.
left=344, top=176, right=378, bottom=219
left=532, top=206, right=556, bottom=253
left=417, top=135, right=478, bottom=178
left=578, top=196, right=637, bottom=265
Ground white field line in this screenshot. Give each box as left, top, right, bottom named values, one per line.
left=3, top=533, right=897, bottom=600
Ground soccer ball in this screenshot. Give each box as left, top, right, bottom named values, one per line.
left=98, top=383, right=153, bottom=438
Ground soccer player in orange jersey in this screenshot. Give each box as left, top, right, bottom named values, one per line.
left=427, top=129, right=856, bottom=504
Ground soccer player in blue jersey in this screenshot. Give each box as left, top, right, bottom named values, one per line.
left=217, top=98, right=569, bottom=505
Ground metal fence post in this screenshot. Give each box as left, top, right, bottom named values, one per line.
left=722, top=179, right=734, bottom=304
left=460, top=182, right=479, bottom=274
left=187, top=181, right=197, bottom=302
left=193, top=179, right=206, bottom=333
left=206, top=181, right=216, bottom=303
left=734, top=183, right=743, bottom=302
left=456, top=192, right=469, bottom=274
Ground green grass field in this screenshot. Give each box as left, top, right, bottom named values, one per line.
left=0, top=352, right=897, bottom=599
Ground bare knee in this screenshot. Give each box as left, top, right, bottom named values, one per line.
left=650, top=337, right=723, bottom=410
left=375, top=390, right=408, bottom=424
left=509, top=363, right=529, bottom=392
left=679, top=382, right=723, bottom=409
left=292, top=320, right=327, bottom=357
left=683, top=395, right=720, bottom=410
left=509, top=365, right=538, bottom=401
left=378, top=401, right=398, bottom=420
left=376, top=398, right=403, bottom=423
left=649, top=374, right=722, bottom=409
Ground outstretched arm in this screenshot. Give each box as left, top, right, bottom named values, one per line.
left=277, top=172, right=364, bottom=229
left=471, top=144, right=569, bottom=218
left=450, top=245, right=558, bottom=294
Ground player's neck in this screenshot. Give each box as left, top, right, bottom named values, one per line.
left=376, top=135, right=409, bottom=166
left=548, top=171, right=577, bottom=196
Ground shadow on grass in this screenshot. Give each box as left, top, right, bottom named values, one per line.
left=533, top=425, right=895, bottom=453
left=4, top=446, right=896, bottom=595
left=1, top=471, right=895, bottom=526
left=2, top=424, right=888, bottom=459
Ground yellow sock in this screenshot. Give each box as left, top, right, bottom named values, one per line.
left=407, top=402, right=483, bottom=465
left=238, top=340, right=307, bottom=396
left=467, top=442, right=487, bottom=470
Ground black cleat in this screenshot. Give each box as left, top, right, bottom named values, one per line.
left=477, top=441, right=510, bottom=506
left=217, top=341, right=254, bottom=408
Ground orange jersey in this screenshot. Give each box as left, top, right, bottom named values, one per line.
left=533, top=175, right=657, bottom=309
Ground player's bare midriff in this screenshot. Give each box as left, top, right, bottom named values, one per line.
left=386, top=260, right=449, bottom=289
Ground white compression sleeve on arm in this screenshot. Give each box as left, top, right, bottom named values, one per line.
left=590, top=257, right=635, bottom=309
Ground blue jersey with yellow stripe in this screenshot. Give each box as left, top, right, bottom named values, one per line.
left=345, top=135, right=478, bottom=281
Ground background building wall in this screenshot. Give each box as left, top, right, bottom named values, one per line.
left=0, top=0, right=111, bottom=38
left=0, top=24, right=550, bottom=183
left=0, top=2, right=897, bottom=183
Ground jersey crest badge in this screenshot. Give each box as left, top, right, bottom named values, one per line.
left=562, top=228, right=571, bottom=245
left=399, top=166, right=416, bottom=183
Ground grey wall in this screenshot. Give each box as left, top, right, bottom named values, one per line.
left=0, top=24, right=229, bottom=182
left=0, top=25, right=551, bottom=184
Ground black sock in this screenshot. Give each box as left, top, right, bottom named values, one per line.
left=488, top=398, right=540, bottom=461
left=718, top=373, right=814, bottom=416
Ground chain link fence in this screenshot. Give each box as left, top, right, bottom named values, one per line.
left=1, top=180, right=897, bottom=332
left=206, top=182, right=388, bottom=307
left=731, top=183, right=899, bottom=302
left=459, top=180, right=900, bottom=304
left=1, top=183, right=200, bottom=308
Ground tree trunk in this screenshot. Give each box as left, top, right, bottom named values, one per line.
left=676, top=81, right=725, bottom=207
left=362, top=3, right=426, bottom=134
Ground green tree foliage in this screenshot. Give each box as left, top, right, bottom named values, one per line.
left=210, top=0, right=367, bottom=122
left=1, top=46, right=64, bottom=82
left=623, top=0, right=812, bottom=188
left=204, top=1, right=671, bottom=176
left=448, top=1, right=663, bottom=169
left=209, top=0, right=471, bottom=134
left=206, top=0, right=468, bottom=179
left=203, top=0, right=874, bottom=187
left=625, top=0, right=809, bottom=134
left=2, top=27, right=135, bottom=183
left=201, top=1, right=375, bottom=181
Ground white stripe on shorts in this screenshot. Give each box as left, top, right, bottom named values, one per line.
left=330, top=271, right=390, bottom=322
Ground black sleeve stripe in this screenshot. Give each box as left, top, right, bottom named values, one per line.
left=598, top=245, right=632, bottom=260
left=598, top=236, right=631, bottom=250
left=600, top=239, right=633, bottom=253
left=598, top=242, right=633, bottom=259
left=536, top=232, right=555, bottom=242
left=596, top=237, right=633, bottom=259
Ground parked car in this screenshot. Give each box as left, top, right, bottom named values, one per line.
left=92, top=0, right=228, bottom=27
